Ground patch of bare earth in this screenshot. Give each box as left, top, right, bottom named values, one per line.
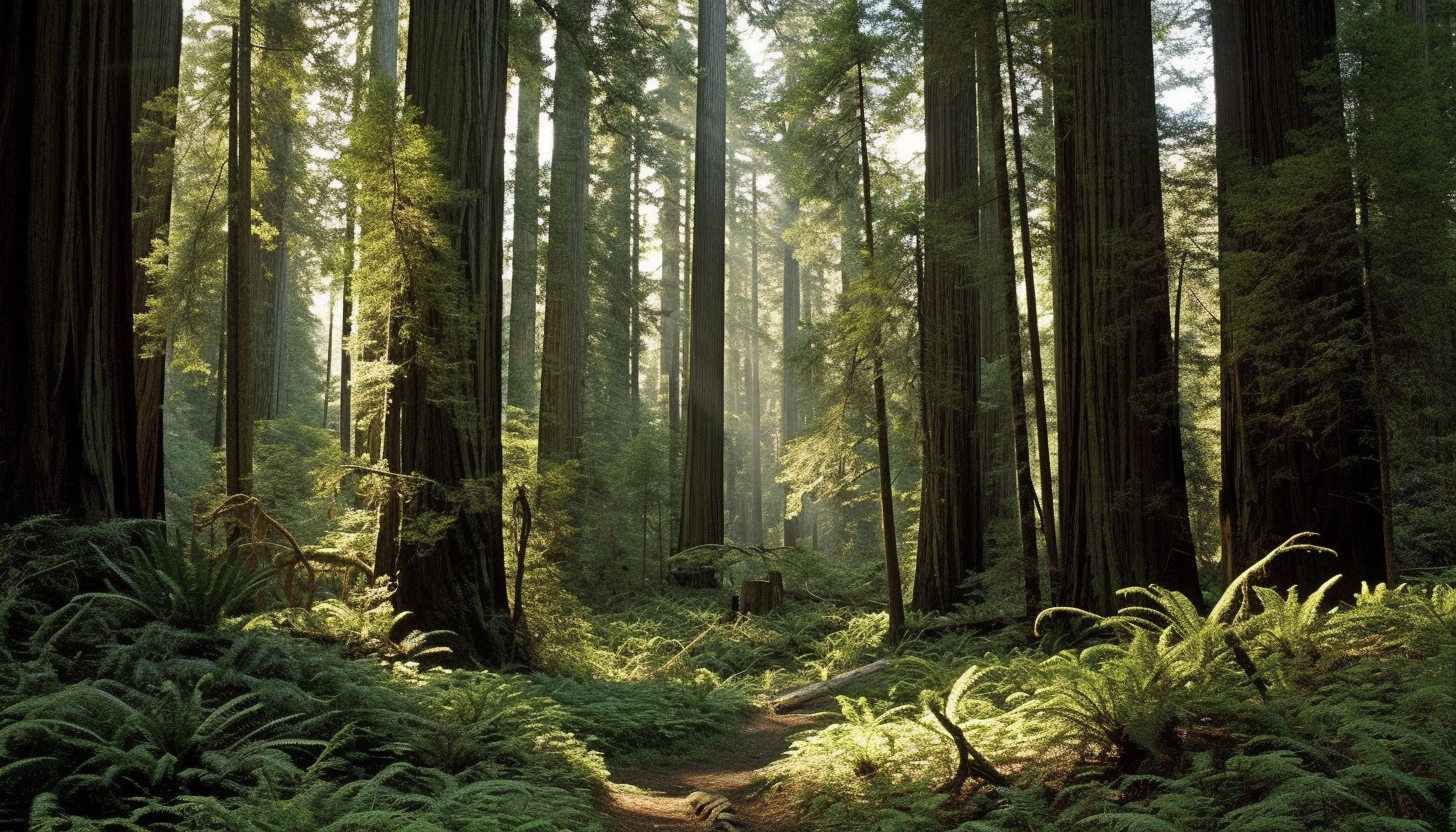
left=602, top=706, right=829, bottom=832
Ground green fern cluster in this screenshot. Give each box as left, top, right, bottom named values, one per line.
left=0, top=518, right=608, bottom=831
left=766, top=537, right=1456, bottom=831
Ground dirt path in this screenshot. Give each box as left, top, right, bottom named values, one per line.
left=603, top=706, right=830, bottom=832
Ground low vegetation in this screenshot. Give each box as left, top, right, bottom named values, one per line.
left=3, top=517, right=1454, bottom=831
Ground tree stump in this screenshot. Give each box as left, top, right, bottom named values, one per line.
left=741, top=570, right=783, bottom=615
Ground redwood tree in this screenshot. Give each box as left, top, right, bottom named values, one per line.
left=1052, top=0, right=1200, bottom=613
left=913, top=0, right=983, bottom=613
left=389, top=0, right=512, bottom=665
left=1213, top=0, right=1389, bottom=597
left=678, top=0, right=729, bottom=550
left=0, top=0, right=140, bottom=523
left=538, top=0, right=592, bottom=466
left=132, top=0, right=184, bottom=519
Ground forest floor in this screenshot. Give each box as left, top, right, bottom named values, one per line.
left=603, top=702, right=831, bottom=831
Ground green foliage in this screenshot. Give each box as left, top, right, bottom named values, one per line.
left=529, top=673, right=745, bottom=761
left=765, top=545, right=1456, bottom=831
left=78, top=532, right=272, bottom=630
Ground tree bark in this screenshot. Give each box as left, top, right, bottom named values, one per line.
left=226, top=6, right=255, bottom=502
left=1213, top=0, right=1388, bottom=598
left=538, top=0, right=591, bottom=466
left=507, top=0, right=542, bottom=412
left=131, top=0, right=183, bottom=519
left=678, top=0, right=729, bottom=550
left=980, top=0, right=1042, bottom=615
left=1052, top=0, right=1199, bottom=613
left=391, top=0, right=512, bottom=666
left=0, top=0, right=140, bottom=523
left=781, top=193, right=803, bottom=547
left=1003, top=0, right=1060, bottom=591
left=913, top=0, right=983, bottom=614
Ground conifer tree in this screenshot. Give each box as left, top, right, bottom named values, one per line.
left=132, top=0, right=185, bottom=519
left=507, top=0, right=544, bottom=413
left=387, top=0, right=512, bottom=664
left=1053, top=0, right=1200, bottom=613
left=678, top=0, right=730, bottom=550
left=1213, top=0, right=1389, bottom=596
left=913, top=0, right=983, bottom=613
left=0, top=0, right=140, bottom=523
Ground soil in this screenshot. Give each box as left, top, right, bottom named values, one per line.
left=602, top=703, right=832, bottom=832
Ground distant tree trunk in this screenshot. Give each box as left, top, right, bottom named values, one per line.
left=1213, top=0, right=1388, bottom=598
left=1053, top=0, right=1199, bottom=613
left=132, top=0, right=183, bottom=519
left=372, top=0, right=398, bottom=80
left=678, top=0, right=729, bottom=550
left=227, top=6, right=256, bottom=501
left=659, top=110, right=683, bottom=501
left=0, top=0, right=140, bottom=523
left=507, top=0, right=542, bottom=413
left=538, top=0, right=591, bottom=466
left=979, top=0, right=1041, bottom=615
left=253, top=3, right=300, bottom=421
left=914, top=0, right=983, bottom=614
left=975, top=11, right=1014, bottom=532
left=630, top=135, right=643, bottom=434
left=749, top=172, right=764, bottom=546
left=390, top=0, right=512, bottom=666
left=781, top=193, right=803, bottom=547
left=338, top=32, right=365, bottom=456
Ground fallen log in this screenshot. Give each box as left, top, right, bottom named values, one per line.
left=771, top=658, right=893, bottom=713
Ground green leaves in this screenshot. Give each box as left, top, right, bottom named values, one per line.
left=87, top=533, right=271, bottom=630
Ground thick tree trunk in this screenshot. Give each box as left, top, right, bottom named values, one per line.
left=0, top=0, right=140, bottom=523
left=1213, top=0, right=1388, bottom=598
left=391, top=0, right=511, bottom=666
left=913, top=0, right=983, bottom=614
left=507, top=0, right=542, bottom=412
left=131, top=0, right=183, bottom=519
left=1053, top=0, right=1199, bottom=613
left=538, top=0, right=591, bottom=466
left=678, top=0, right=729, bottom=550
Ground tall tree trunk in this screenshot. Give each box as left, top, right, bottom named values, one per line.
left=131, top=0, right=183, bottom=519
left=678, top=0, right=729, bottom=550
left=1053, top=0, right=1199, bottom=614
left=749, top=171, right=764, bottom=546
left=980, top=0, right=1041, bottom=615
left=1213, top=0, right=1388, bottom=597
left=538, top=0, right=591, bottom=466
left=913, top=0, right=983, bottom=614
left=338, top=28, right=365, bottom=456
left=659, top=95, right=683, bottom=510
left=852, top=53, right=904, bottom=645
left=253, top=5, right=298, bottom=422
left=630, top=134, right=643, bottom=434
left=507, top=0, right=542, bottom=412
left=1003, top=0, right=1060, bottom=592
left=391, top=0, right=512, bottom=666
left=226, top=7, right=255, bottom=501
left=0, top=0, right=140, bottom=523
left=372, top=0, right=398, bottom=80
left=781, top=193, right=803, bottom=547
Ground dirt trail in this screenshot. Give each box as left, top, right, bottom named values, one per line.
left=603, top=706, right=829, bottom=831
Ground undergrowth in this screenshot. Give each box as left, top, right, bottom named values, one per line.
left=762, top=535, right=1456, bottom=831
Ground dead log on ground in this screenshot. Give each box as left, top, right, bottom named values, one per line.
left=771, top=657, right=893, bottom=712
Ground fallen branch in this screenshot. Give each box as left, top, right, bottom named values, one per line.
left=928, top=700, right=1007, bottom=792
left=771, top=658, right=892, bottom=713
